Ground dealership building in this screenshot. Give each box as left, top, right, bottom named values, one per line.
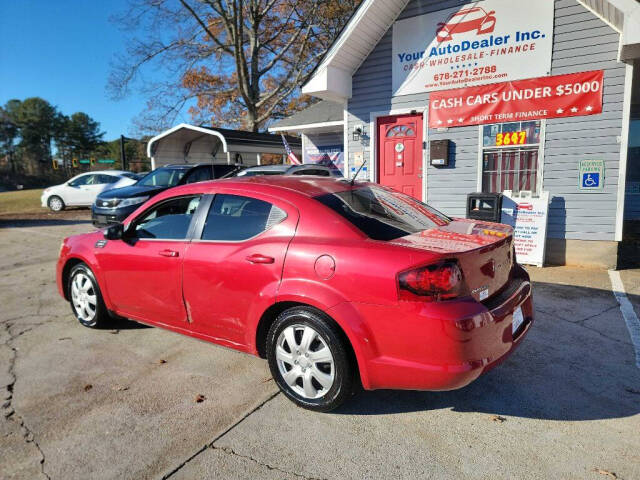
left=272, top=0, right=640, bottom=268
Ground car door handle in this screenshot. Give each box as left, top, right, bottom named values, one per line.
left=246, top=254, right=275, bottom=264
left=159, top=249, right=179, bottom=257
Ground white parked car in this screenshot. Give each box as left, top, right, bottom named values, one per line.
left=41, top=171, right=138, bottom=212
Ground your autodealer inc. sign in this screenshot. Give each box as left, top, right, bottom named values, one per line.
left=392, top=0, right=554, bottom=96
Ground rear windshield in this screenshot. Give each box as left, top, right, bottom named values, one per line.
left=314, top=186, right=451, bottom=241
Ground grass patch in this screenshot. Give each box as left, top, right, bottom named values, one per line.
left=0, top=189, right=45, bottom=215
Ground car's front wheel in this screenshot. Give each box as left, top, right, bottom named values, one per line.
left=68, top=263, right=109, bottom=328
left=47, top=195, right=65, bottom=212
left=267, top=307, right=355, bottom=412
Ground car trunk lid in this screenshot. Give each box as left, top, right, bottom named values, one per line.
left=390, top=218, right=514, bottom=301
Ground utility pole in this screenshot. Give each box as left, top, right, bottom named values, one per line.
left=120, top=135, right=127, bottom=171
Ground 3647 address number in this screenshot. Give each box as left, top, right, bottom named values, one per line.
left=496, top=131, right=527, bottom=146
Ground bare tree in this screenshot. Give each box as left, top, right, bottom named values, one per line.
left=109, top=0, right=360, bottom=133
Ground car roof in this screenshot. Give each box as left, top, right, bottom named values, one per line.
left=242, top=165, right=290, bottom=172
left=286, top=164, right=333, bottom=171
left=166, top=175, right=363, bottom=199
left=162, top=163, right=234, bottom=169
left=78, top=170, right=128, bottom=176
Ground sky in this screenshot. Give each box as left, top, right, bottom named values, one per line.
left=0, top=0, right=182, bottom=140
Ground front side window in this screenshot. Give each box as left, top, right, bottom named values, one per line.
left=133, top=196, right=201, bottom=240
left=68, top=174, right=92, bottom=187
left=201, top=194, right=286, bottom=241
left=137, top=168, right=186, bottom=187
left=481, top=121, right=542, bottom=194
left=314, top=186, right=450, bottom=241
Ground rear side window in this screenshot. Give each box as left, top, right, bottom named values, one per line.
left=212, top=165, right=238, bottom=178
left=184, top=167, right=213, bottom=184
left=201, top=194, right=286, bottom=241
left=98, top=174, right=119, bottom=184
left=314, top=186, right=450, bottom=241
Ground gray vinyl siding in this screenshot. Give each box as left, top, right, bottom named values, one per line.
left=545, top=0, right=624, bottom=240
left=346, top=0, right=626, bottom=241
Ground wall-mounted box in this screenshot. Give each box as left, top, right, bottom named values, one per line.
left=430, top=140, right=450, bottom=166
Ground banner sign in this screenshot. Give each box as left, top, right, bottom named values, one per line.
left=429, top=70, right=604, bottom=128
left=500, top=191, right=549, bottom=267
left=304, top=144, right=344, bottom=173
left=392, top=0, right=554, bottom=96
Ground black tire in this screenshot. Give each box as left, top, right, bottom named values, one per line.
left=68, top=263, right=110, bottom=328
left=267, top=307, right=355, bottom=412
left=47, top=195, right=65, bottom=212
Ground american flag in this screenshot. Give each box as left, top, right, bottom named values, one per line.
left=281, top=134, right=301, bottom=165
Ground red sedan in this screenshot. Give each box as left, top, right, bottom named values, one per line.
left=57, top=176, right=533, bottom=411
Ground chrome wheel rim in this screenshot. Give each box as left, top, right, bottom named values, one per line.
left=49, top=197, right=62, bottom=211
left=71, top=273, right=97, bottom=322
left=275, top=324, right=335, bottom=399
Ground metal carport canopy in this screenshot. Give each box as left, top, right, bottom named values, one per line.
left=146, top=123, right=301, bottom=169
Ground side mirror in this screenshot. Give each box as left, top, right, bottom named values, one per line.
left=104, top=223, right=125, bottom=240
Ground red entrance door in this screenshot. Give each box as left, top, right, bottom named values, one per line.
left=377, top=114, right=423, bottom=200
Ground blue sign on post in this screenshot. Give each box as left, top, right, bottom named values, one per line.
left=578, top=159, right=605, bottom=191
left=582, top=172, right=599, bottom=188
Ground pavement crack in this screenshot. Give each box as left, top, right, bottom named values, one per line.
left=536, top=304, right=619, bottom=325
left=162, top=391, right=281, bottom=479
left=574, top=304, right=620, bottom=325
left=162, top=391, right=280, bottom=480
left=2, top=322, right=51, bottom=480
left=535, top=305, right=631, bottom=345
left=213, top=445, right=328, bottom=480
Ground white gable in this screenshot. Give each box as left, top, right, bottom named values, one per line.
left=302, top=0, right=638, bottom=102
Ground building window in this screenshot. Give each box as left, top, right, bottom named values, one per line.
left=481, top=121, right=542, bottom=194
left=386, top=124, right=416, bottom=137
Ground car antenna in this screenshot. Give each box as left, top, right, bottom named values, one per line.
left=350, top=159, right=367, bottom=186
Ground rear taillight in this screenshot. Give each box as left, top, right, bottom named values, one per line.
left=398, top=260, right=464, bottom=302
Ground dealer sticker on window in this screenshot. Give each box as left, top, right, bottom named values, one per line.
left=512, top=306, right=524, bottom=335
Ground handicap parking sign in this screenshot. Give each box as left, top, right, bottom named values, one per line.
left=578, top=160, right=605, bottom=191
left=582, top=172, right=599, bottom=188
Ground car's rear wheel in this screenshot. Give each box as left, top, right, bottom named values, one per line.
left=68, top=263, right=109, bottom=328
left=267, top=307, right=355, bottom=412
left=48, top=195, right=65, bottom=212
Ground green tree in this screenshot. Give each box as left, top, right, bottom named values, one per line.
left=66, top=112, right=105, bottom=156
left=9, top=98, right=60, bottom=173
left=0, top=105, right=19, bottom=173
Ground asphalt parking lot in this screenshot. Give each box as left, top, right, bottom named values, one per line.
left=1, top=218, right=639, bottom=480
